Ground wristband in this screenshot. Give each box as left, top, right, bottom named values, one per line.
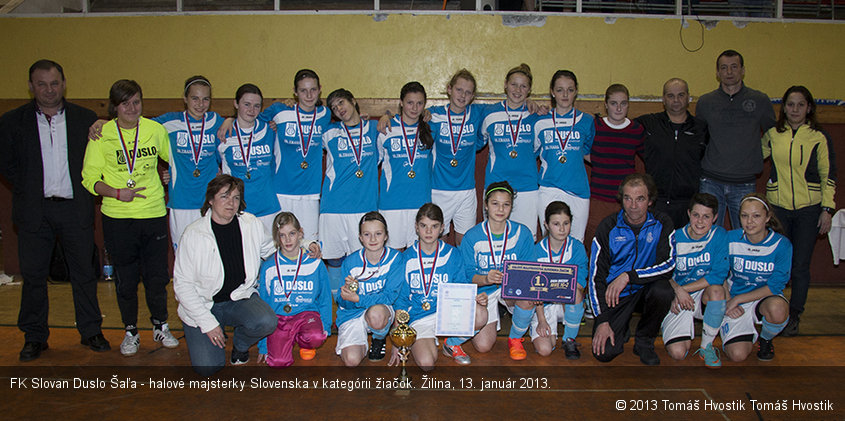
left=116, top=189, right=120, bottom=200
left=822, top=207, right=834, bottom=215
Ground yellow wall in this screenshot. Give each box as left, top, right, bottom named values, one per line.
left=1, top=14, right=843, bottom=101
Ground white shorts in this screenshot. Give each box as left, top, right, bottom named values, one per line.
left=510, top=189, right=539, bottom=238
left=380, top=209, right=417, bottom=250
left=529, top=303, right=564, bottom=341
left=432, top=188, right=477, bottom=235
left=661, top=290, right=705, bottom=343
left=335, top=306, right=395, bottom=354
left=482, top=288, right=506, bottom=330
left=410, top=313, right=437, bottom=340
left=537, top=186, right=589, bottom=243
left=168, top=208, right=202, bottom=250
left=319, top=212, right=366, bottom=260
left=277, top=194, right=320, bottom=242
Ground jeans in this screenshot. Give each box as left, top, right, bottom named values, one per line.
left=183, top=294, right=277, bottom=376
left=773, top=204, right=821, bottom=317
left=699, top=177, right=756, bottom=231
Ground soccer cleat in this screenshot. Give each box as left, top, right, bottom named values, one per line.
left=633, top=344, right=660, bottom=366
left=694, top=343, right=722, bottom=368
left=231, top=348, right=249, bottom=365
left=443, top=344, right=471, bottom=365
left=367, top=337, right=387, bottom=361
left=153, top=323, right=179, bottom=348
left=120, top=331, right=140, bottom=356
left=757, top=338, right=775, bottom=361
left=563, top=338, right=581, bottom=360
left=299, top=348, right=317, bottom=360
left=508, top=337, right=527, bottom=360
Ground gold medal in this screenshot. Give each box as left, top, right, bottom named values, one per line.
left=509, top=150, right=518, bottom=159
left=283, top=304, right=292, bottom=313
left=245, top=171, right=251, bottom=180
left=408, top=170, right=416, bottom=179
left=348, top=280, right=359, bottom=293
left=126, top=179, right=136, bottom=188
left=355, top=169, right=364, bottom=178
left=559, top=155, right=567, bottom=164
left=422, top=302, right=431, bottom=311
left=450, top=158, right=458, bottom=167
left=300, top=161, right=308, bottom=170
left=193, top=168, right=201, bottom=177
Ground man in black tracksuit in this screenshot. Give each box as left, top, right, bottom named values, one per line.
left=636, top=78, right=708, bottom=229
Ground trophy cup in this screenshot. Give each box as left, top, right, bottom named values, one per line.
left=390, top=309, right=416, bottom=387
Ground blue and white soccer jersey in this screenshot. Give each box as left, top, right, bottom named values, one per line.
left=661, top=225, right=729, bottom=342
left=154, top=111, right=223, bottom=248
left=534, top=109, right=595, bottom=241
left=481, top=102, right=541, bottom=235
left=395, top=240, right=467, bottom=339
left=720, top=229, right=792, bottom=344
left=320, top=120, right=381, bottom=259
left=335, top=248, right=404, bottom=353
left=260, top=103, right=331, bottom=242
left=218, top=119, right=280, bottom=233
left=529, top=236, right=589, bottom=339
left=429, top=104, right=487, bottom=234
left=460, top=220, right=537, bottom=327
left=377, top=116, right=434, bottom=249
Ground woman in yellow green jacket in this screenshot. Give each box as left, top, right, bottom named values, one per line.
left=762, top=85, right=837, bottom=336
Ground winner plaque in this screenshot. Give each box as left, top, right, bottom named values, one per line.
left=501, top=260, right=578, bottom=304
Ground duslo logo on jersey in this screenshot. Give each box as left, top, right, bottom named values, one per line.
left=390, top=138, right=402, bottom=152
left=438, top=123, right=474, bottom=138
left=493, top=123, right=532, bottom=138
left=284, top=122, right=297, bottom=137
left=543, top=131, right=580, bottom=144
left=409, top=272, right=448, bottom=288
left=361, top=279, right=386, bottom=294
left=678, top=252, right=711, bottom=272
left=176, top=133, right=214, bottom=148
left=115, top=147, right=158, bottom=165
left=231, top=144, right=271, bottom=161
left=733, top=256, right=774, bottom=273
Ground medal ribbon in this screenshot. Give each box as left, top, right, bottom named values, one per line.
left=552, top=109, right=577, bottom=157
left=274, top=249, right=303, bottom=300
left=447, top=104, right=467, bottom=157
left=116, top=119, right=140, bottom=179
left=295, top=104, right=316, bottom=162
left=343, top=120, right=364, bottom=167
left=504, top=101, right=525, bottom=151
left=484, top=221, right=510, bottom=271
left=547, top=237, right=567, bottom=264
left=400, top=118, right=419, bottom=168
left=234, top=120, right=255, bottom=171
left=417, top=241, right=439, bottom=298
left=184, top=112, right=206, bottom=168
left=358, top=248, right=387, bottom=281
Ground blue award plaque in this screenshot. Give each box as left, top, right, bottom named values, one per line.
left=501, top=260, right=577, bottom=304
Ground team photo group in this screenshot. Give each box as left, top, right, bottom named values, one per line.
left=0, top=48, right=836, bottom=377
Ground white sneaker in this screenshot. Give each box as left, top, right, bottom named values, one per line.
left=120, top=331, right=140, bottom=356
left=153, top=324, right=179, bottom=348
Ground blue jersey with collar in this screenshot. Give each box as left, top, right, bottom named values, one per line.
left=726, top=229, right=792, bottom=296
left=154, top=111, right=222, bottom=210
left=258, top=250, right=333, bottom=336
left=335, top=247, right=404, bottom=327
left=481, top=101, right=540, bottom=192
left=395, top=240, right=467, bottom=322
left=259, top=103, right=330, bottom=196
left=535, top=235, right=588, bottom=288
left=321, top=120, right=380, bottom=214
left=534, top=108, right=595, bottom=198
left=377, top=116, right=433, bottom=210
left=460, top=220, right=537, bottom=296
left=218, top=119, right=280, bottom=217
left=673, top=225, right=729, bottom=287
left=428, top=103, right=487, bottom=191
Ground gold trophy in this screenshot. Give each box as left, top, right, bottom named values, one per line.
left=390, top=309, right=416, bottom=387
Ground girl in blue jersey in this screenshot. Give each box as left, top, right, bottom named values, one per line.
left=390, top=203, right=488, bottom=370
left=720, top=193, right=791, bottom=362
left=481, top=64, right=542, bottom=237
left=534, top=70, right=595, bottom=243
left=661, top=193, right=728, bottom=368
left=257, top=212, right=332, bottom=367
left=532, top=201, right=588, bottom=359
left=218, top=84, right=280, bottom=235
left=320, top=88, right=381, bottom=260
left=456, top=181, right=537, bottom=361
left=378, top=82, right=435, bottom=249
left=336, top=211, right=403, bottom=366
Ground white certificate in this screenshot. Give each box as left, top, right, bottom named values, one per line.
left=434, top=283, right=477, bottom=337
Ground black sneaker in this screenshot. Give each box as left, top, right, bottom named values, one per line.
left=562, top=338, right=581, bottom=360
left=231, top=348, right=249, bottom=365
left=633, top=344, right=660, bottom=366
left=368, top=337, right=387, bottom=361
left=757, top=338, right=775, bottom=361
left=781, top=317, right=799, bottom=337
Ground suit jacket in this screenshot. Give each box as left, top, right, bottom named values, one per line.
left=0, top=100, right=98, bottom=231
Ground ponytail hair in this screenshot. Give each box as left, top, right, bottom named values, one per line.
left=505, top=63, right=533, bottom=89
left=399, top=81, right=433, bottom=149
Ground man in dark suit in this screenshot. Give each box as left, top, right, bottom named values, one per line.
left=0, top=59, right=110, bottom=361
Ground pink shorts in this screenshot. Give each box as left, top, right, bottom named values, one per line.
left=266, top=311, right=327, bottom=367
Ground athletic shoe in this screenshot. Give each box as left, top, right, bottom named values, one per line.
left=757, top=338, right=775, bottom=361
left=153, top=323, right=179, bottom=348
left=367, top=337, right=387, bottom=361
left=80, top=333, right=111, bottom=352
left=507, top=337, right=527, bottom=360
left=231, top=348, right=249, bottom=365
left=443, top=344, right=471, bottom=365
left=584, top=304, right=594, bottom=320
left=694, top=343, right=721, bottom=368
left=299, top=348, right=317, bottom=360
left=632, top=344, right=660, bottom=366
left=120, top=332, right=140, bottom=356
left=563, top=338, right=581, bottom=360
left=781, top=317, right=799, bottom=337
